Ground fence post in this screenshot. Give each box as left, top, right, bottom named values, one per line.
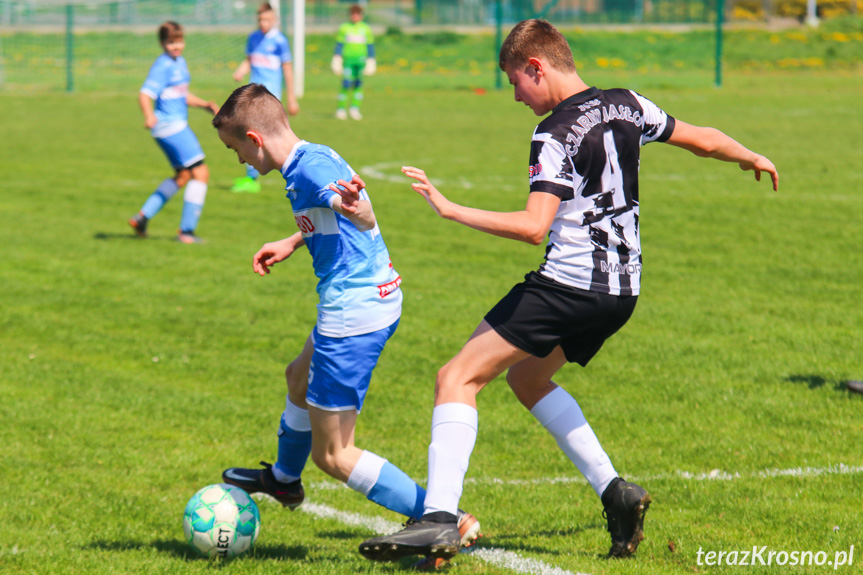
left=66, top=3, right=74, bottom=92
left=714, top=0, right=723, bottom=88
left=494, top=0, right=502, bottom=89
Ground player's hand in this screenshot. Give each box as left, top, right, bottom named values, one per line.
left=143, top=114, right=158, bottom=129
left=232, top=70, right=245, bottom=82
left=287, top=97, right=300, bottom=116
left=331, top=55, right=343, bottom=75
left=206, top=101, right=220, bottom=115
left=329, top=176, right=364, bottom=214
left=252, top=237, right=298, bottom=276
left=402, top=166, right=453, bottom=219
left=740, top=154, right=779, bottom=191
left=364, top=58, right=376, bottom=76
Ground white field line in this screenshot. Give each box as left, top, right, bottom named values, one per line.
left=360, top=161, right=518, bottom=191
left=304, top=462, right=863, bottom=492
left=298, top=501, right=589, bottom=575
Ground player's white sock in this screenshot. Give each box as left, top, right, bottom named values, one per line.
left=348, top=450, right=426, bottom=519
left=530, top=386, right=617, bottom=498
left=180, top=179, right=207, bottom=232
left=423, top=402, right=478, bottom=517
left=273, top=398, right=311, bottom=483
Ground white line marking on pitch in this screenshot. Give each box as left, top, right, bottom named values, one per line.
left=299, top=502, right=588, bottom=575
left=305, top=462, right=863, bottom=492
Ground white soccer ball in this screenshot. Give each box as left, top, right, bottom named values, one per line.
left=182, top=483, right=261, bottom=558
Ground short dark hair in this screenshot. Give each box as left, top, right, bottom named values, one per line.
left=499, top=19, right=576, bottom=73
left=212, top=83, right=289, bottom=138
left=349, top=3, right=363, bottom=15
left=257, top=2, right=274, bottom=15
left=158, top=21, right=183, bottom=44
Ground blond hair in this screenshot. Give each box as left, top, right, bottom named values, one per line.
left=499, top=19, right=576, bottom=73
left=212, top=83, right=289, bottom=138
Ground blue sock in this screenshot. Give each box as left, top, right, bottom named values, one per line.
left=274, top=401, right=312, bottom=481
left=141, top=178, right=178, bottom=219
left=348, top=451, right=426, bottom=519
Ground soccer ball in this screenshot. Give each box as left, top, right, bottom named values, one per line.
left=182, top=483, right=261, bottom=558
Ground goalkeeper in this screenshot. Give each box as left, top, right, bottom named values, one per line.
left=331, top=3, right=375, bottom=120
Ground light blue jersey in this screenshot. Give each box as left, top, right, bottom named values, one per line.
left=280, top=141, right=402, bottom=338
left=140, top=53, right=190, bottom=139
left=247, top=29, right=292, bottom=101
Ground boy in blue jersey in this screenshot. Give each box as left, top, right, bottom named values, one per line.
left=129, top=21, right=219, bottom=244
left=210, top=83, right=481, bottom=557
left=230, top=2, right=299, bottom=194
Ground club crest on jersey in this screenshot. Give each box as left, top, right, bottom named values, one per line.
left=377, top=276, right=401, bottom=298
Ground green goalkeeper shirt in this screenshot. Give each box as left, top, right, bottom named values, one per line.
left=336, top=21, right=374, bottom=63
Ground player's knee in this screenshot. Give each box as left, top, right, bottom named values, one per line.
left=191, top=163, right=209, bottom=183
left=174, top=169, right=191, bottom=187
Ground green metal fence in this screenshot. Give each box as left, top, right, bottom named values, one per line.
left=0, top=0, right=858, bottom=92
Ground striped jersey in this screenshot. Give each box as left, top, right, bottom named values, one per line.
left=280, top=141, right=402, bottom=337
left=246, top=28, right=292, bottom=100
left=140, top=53, right=191, bottom=139
left=529, top=87, right=676, bottom=296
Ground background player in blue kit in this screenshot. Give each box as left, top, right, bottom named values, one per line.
left=129, top=21, right=219, bottom=244
left=360, top=19, right=779, bottom=564
left=231, top=2, right=299, bottom=194
left=210, top=84, right=480, bottom=554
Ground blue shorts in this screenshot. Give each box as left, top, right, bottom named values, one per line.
left=306, top=320, right=399, bottom=413
left=155, top=126, right=205, bottom=170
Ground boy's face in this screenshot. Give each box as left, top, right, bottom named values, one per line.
left=218, top=128, right=271, bottom=175
left=258, top=10, right=275, bottom=33
left=350, top=10, right=362, bottom=22
left=505, top=61, right=552, bottom=116
left=162, top=37, right=185, bottom=59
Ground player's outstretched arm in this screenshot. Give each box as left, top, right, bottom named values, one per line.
left=186, top=92, right=219, bottom=115
left=402, top=166, right=560, bottom=245
left=233, top=58, right=251, bottom=83
left=253, top=232, right=305, bottom=276
left=666, top=120, right=779, bottom=191
left=329, top=175, right=376, bottom=231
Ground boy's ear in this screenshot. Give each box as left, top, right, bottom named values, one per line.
left=527, top=57, right=544, bottom=77
left=246, top=130, right=264, bottom=148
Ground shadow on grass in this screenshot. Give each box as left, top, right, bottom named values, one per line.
left=785, top=374, right=847, bottom=392
left=93, top=232, right=174, bottom=241
left=478, top=522, right=605, bottom=557
left=86, top=539, right=308, bottom=561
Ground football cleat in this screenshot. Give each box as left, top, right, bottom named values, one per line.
left=230, top=176, right=261, bottom=194
left=176, top=230, right=204, bottom=244
left=359, top=510, right=479, bottom=563
left=128, top=213, right=148, bottom=237
left=335, top=108, right=348, bottom=120
left=846, top=380, right=863, bottom=395
left=413, top=510, right=482, bottom=571
left=348, top=107, right=363, bottom=120
left=601, top=477, right=651, bottom=558
left=221, top=461, right=304, bottom=510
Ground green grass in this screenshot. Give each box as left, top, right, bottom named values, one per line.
left=1, top=28, right=862, bottom=575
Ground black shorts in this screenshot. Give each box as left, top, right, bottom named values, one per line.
left=484, top=271, right=638, bottom=366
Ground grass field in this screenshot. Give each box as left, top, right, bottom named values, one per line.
left=1, top=26, right=862, bottom=575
